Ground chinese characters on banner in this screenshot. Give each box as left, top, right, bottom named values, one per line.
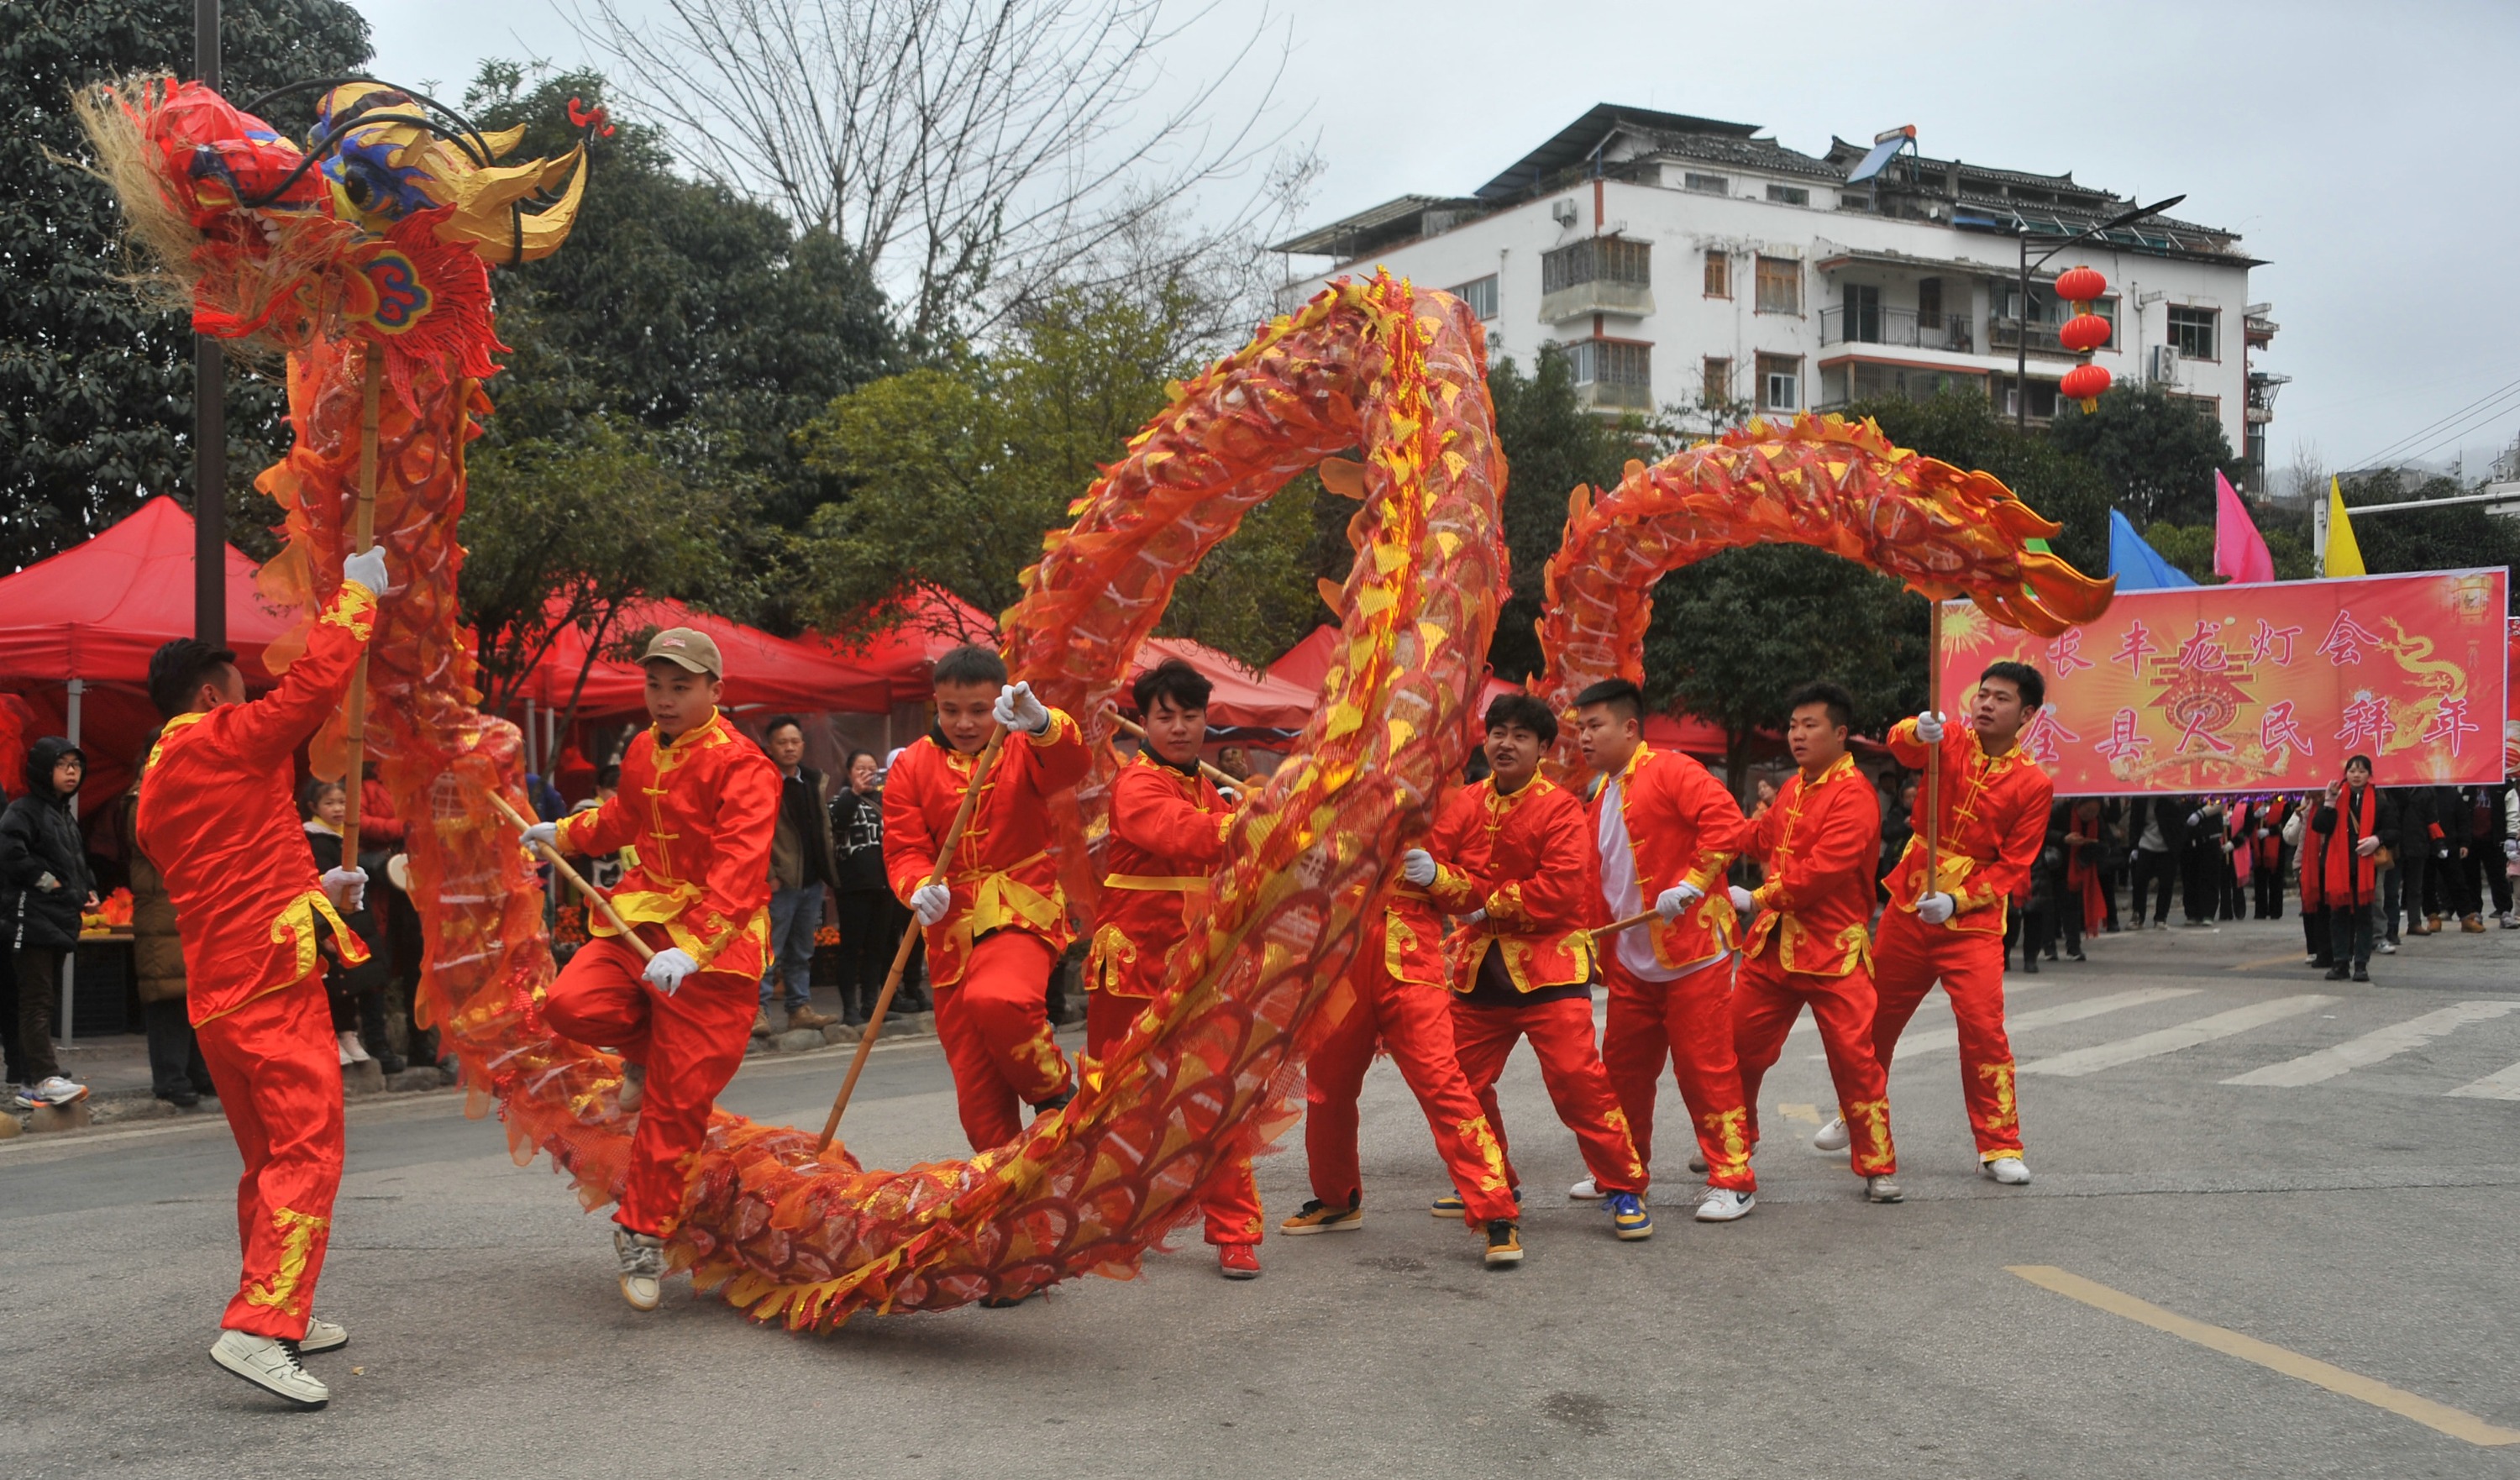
left=1938, top=569, right=2510, bottom=795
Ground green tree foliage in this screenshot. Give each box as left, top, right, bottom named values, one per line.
left=794, top=284, right=1326, bottom=666
left=459, top=420, right=733, bottom=721
left=2342, top=470, right=2520, bottom=613
left=2047, top=382, right=2244, bottom=527
left=2139, top=520, right=2316, bottom=584
left=2, top=0, right=372, bottom=569
left=1850, top=391, right=2114, bottom=576
left=1484, top=349, right=1657, bottom=681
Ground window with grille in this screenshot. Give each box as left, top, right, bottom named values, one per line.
left=2168, top=306, right=2218, bottom=361
left=1683, top=171, right=1730, bottom=195
left=1766, top=183, right=1810, bottom=207
left=1541, top=237, right=1651, bottom=294
left=1447, top=274, right=1499, bottom=321
left=1756, top=353, right=1800, bottom=412
left=1702, top=356, right=1732, bottom=406
left=1704, top=249, right=1730, bottom=298
left=1754, top=255, right=1800, bottom=314
left=1567, top=339, right=1652, bottom=389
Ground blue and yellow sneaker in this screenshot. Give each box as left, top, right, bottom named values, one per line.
left=1605, top=1190, right=1653, bottom=1241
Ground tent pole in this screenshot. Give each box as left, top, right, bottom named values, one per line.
left=61, top=677, right=83, bottom=1047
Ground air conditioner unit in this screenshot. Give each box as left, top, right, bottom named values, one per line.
left=1551, top=198, right=1579, bottom=228
left=2150, top=344, right=2180, bottom=384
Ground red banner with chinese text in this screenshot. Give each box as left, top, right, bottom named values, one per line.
left=1937, top=569, right=2510, bottom=795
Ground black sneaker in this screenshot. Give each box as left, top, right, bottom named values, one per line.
left=2323, top=967, right=2349, bottom=981
left=1030, top=1088, right=1075, bottom=1117
left=2351, top=967, right=2370, bottom=983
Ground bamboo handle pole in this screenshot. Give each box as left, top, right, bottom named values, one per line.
left=1591, top=907, right=1663, bottom=940
left=1922, top=597, right=1945, bottom=904
left=341, top=344, right=383, bottom=839
left=486, top=789, right=654, bottom=963
left=816, top=724, right=1011, bottom=1152
left=1102, top=707, right=1246, bottom=790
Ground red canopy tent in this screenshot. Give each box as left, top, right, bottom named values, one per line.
left=560, top=597, right=894, bottom=718
left=811, top=588, right=1000, bottom=704
left=1132, top=637, right=1312, bottom=731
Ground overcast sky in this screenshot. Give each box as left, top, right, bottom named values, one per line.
left=357, top=0, right=2519, bottom=486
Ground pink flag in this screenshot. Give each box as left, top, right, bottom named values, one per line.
left=2214, top=470, right=2276, bottom=584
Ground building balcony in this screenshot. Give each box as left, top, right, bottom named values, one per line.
left=1817, top=305, right=1975, bottom=354
left=1573, top=379, right=1656, bottom=412
left=1984, top=317, right=2090, bottom=360
left=1539, top=280, right=1656, bottom=323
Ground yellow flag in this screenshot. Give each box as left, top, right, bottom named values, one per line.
left=2323, top=477, right=2366, bottom=577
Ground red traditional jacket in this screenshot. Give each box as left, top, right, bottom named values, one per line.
left=1441, top=774, right=1598, bottom=995
left=1882, top=718, right=2054, bottom=937
left=1377, top=782, right=1488, bottom=986
left=884, top=709, right=1090, bottom=987
left=1744, top=752, right=1882, bottom=978
left=1087, top=750, right=1234, bottom=999
left=553, top=707, right=780, bottom=979
left=137, top=580, right=377, bottom=1026
left=1583, top=743, right=1750, bottom=969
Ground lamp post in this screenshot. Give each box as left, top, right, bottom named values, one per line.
left=2013, top=194, right=2185, bottom=433
left=194, top=0, right=223, bottom=646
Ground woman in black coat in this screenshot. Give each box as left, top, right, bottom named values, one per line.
left=299, top=778, right=399, bottom=1073
left=0, top=736, right=97, bottom=1103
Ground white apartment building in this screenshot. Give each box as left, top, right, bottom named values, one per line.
left=1274, top=104, right=2282, bottom=485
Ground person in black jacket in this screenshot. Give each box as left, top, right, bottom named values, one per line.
left=829, top=748, right=916, bottom=1024
left=2391, top=785, right=2447, bottom=937
left=2123, top=795, right=2191, bottom=928
left=299, top=779, right=399, bottom=1073
left=1, top=736, right=96, bottom=1106
left=756, top=717, right=842, bottom=1037
left=2457, top=782, right=2515, bottom=926
left=2311, top=758, right=2400, bottom=981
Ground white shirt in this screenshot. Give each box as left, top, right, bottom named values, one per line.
left=1594, top=775, right=1725, bottom=983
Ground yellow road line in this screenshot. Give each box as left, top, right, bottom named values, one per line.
left=2008, top=1265, right=2520, bottom=1446
left=2229, top=951, right=2313, bottom=971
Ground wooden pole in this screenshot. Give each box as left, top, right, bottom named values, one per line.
left=815, top=725, right=1011, bottom=1152
left=1102, top=706, right=1245, bottom=790
left=340, top=344, right=383, bottom=839
left=1590, top=907, right=1662, bottom=940
left=485, top=789, right=653, bottom=963
left=1922, top=597, right=1944, bottom=904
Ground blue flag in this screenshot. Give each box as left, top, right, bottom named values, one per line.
left=2108, top=508, right=2196, bottom=590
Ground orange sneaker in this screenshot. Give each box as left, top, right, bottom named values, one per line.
left=1217, top=1244, right=1262, bottom=1280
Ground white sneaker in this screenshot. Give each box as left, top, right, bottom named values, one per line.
left=1694, top=1188, right=1755, bottom=1222
left=210, top=1329, right=328, bottom=1409
left=338, top=1031, right=372, bottom=1064
left=1865, top=1173, right=1904, bottom=1204
left=2378, top=941, right=2397, bottom=954
left=337, top=1037, right=355, bottom=1067
left=615, top=1229, right=666, bottom=1311
left=29, top=1075, right=87, bottom=1106
left=1567, top=1176, right=1604, bottom=1200
left=1983, top=1156, right=2031, bottom=1186
left=1811, top=1115, right=1849, bottom=1152
left=300, top=1316, right=349, bottom=1354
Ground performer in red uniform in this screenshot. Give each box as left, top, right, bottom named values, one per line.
left=1282, top=776, right=1520, bottom=1266
left=1730, top=681, right=1903, bottom=1203
left=1842, top=660, right=2051, bottom=1186
left=138, top=545, right=389, bottom=1409
left=1438, top=694, right=1654, bottom=1246
left=529, top=627, right=781, bottom=1312
left=886, top=645, right=1086, bottom=1151
left=1568, top=679, right=1756, bottom=1223
left=1084, top=659, right=1266, bottom=1278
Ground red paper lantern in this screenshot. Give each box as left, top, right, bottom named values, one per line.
left=2054, top=265, right=2106, bottom=304
left=2059, top=312, right=2113, bottom=354
left=2061, top=362, right=2112, bottom=410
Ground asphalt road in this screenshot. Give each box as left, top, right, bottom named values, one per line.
left=6, top=916, right=2518, bottom=1479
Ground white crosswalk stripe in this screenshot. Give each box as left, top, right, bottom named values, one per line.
left=1886, top=987, right=2202, bottom=1062
left=2222, top=1000, right=2520, bottom=1087
left=1789, top=977, right=2058, bottom=1040
left=2445, top=1060, right=2520, bottom=1101
left=2018, top=995, right=2337, bottom=1078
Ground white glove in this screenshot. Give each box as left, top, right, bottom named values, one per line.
left=2503, top=839, right=2517, bottom=861
left=1728, top=885, right=1756, bottom=913
left=1462, top=909, right=1486, bottom=926
left=2187, top=811, right=2203, bottom=829
left=911, top=882, right=952, bottom=926
left=1914, top=710, right=1945, bottom=743
left=2355, top=836, right=2380, bottom=858
left=1401, top=848, right=1438, bottom=887
left=1917, top=891, right=1956, bottom=925
left=34, top=871, right=59, bottom=891
left=643, top=947, right=697, bottom=995
left=522, top=821, right=559, bottom=853
left=1218, top=786, right=1242, bottom=805
left=321, top=865, right=367, bottom=914
left=342, top=545, right=389, bottom=595
left=992, top=680, right=1051, bottom=735
left=1654, top=882, right=1704, bottom=921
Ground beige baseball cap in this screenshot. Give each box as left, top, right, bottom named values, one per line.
left=641, top=626, right=724, bottom=676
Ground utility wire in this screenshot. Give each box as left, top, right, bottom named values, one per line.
left=2350, top=374, right=2520, bottom=470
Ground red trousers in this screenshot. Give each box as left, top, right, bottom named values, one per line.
left=1299, top=964, right=1516, bottom=1225
left=196, top=971, right=344, bottom=1340
left=1872, top=911, right=2024, bottom=1162
left=543, top=932, right=758, bottom=1237
left=1731, top=949, right=1896, bottom=1177
left=1600, top=957, right=1754, bottom=1192
left=1449, top=995, right=1647, bottom=1196
left=934, top=931, right=1074, bottom=1152
left=1086, top=990, right=1262, bottom=1246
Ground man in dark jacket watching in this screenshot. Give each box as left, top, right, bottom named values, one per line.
left=756, top=716, right=840, bottom=1037
left=2122, top=795, right=2191, bottom=929
left=2, top=736, right=96, bottom=1107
